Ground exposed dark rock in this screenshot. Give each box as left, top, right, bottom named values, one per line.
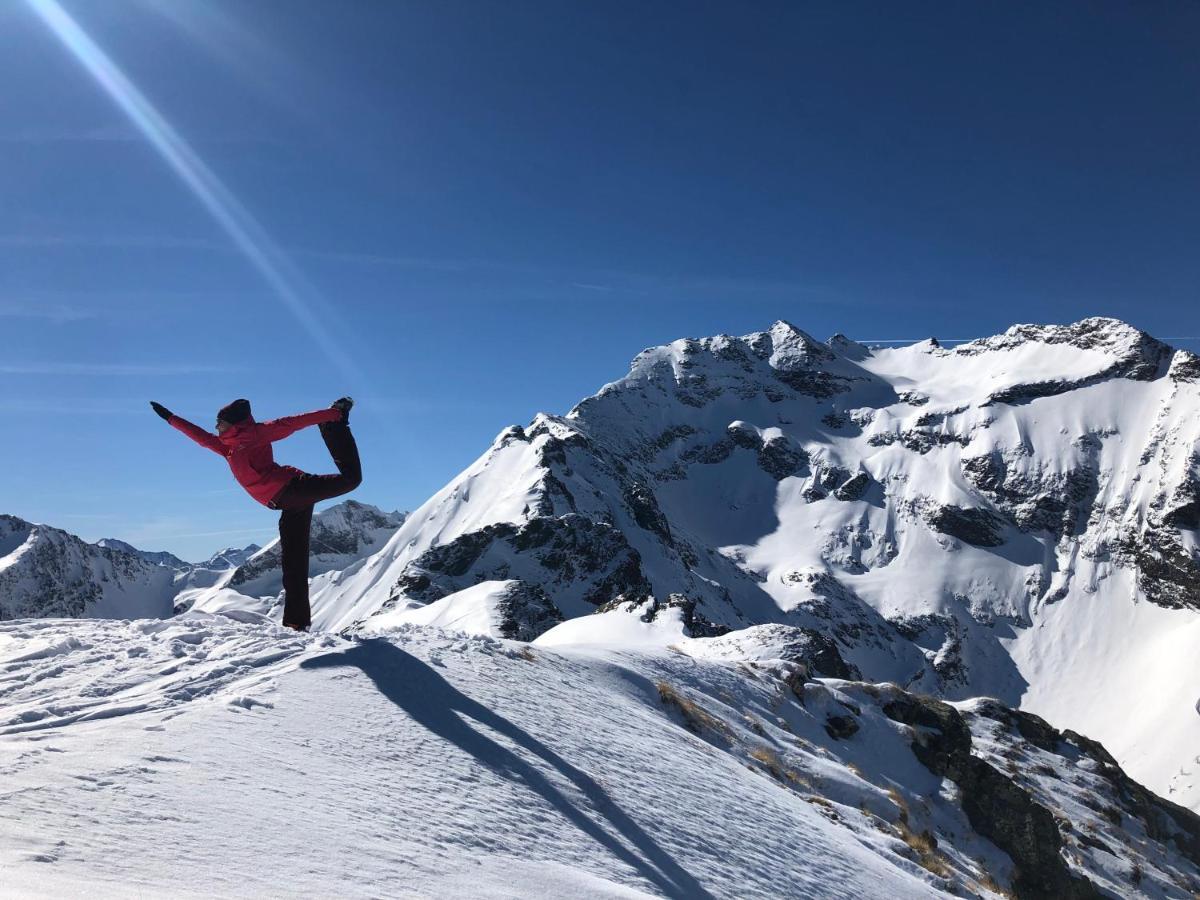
left=534, top=472, right=579, bottom=515
left=652, top=593, right=730, bottom=637
left=387, top=515, right=653, bottom=611
left=913, top=407, right=967, bottom=428
left=815, top=463, right=851, bottom=492
left=898, top=391, right=929, bottom=406
left=1162, top=469, right=1200, bottom=529
left=824, top=714, right=859, bottom=740
left=925, top=505, right=1006, bottom=547
left=648, top=425, right=698, bottom=456
left=1118, top=528, right=1200, bottom=610
left=492, top=581, right=564, bottom=641
left=675, top=372, right=723, bottom=407
left=714, top=424, right=808, bottom=480
left=683, top=438, right=734, bottom=466
left=881, top=692, right=1101, bottom=899
left=833, top=471, right=870, bottom=502
left=898, top=430, right=971, bottom=454
left=1168, top=350, right=1200, bottom=383
left=496, top=425, right=527, bottom=446
left=758, top=436, right=808, bottom=481
left=623, top=482, right=673, bottom=542
left=969, top=701, right=1200, bottom=870
left=961, top=452, right=1099, bottom=539
left=774, top=369, right=853, bottom=399
left=726, top=422, right=762, bottom=450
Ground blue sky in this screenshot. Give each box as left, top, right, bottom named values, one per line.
left=2, top=1, right=1198, bottom=561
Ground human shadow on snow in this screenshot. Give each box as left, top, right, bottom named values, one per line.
left=301, top=638, right=712, bottom=900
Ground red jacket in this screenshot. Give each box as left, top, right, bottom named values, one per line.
left=169, top=409, right=343, bottom=507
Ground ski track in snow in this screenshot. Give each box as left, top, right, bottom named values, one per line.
left=0, top=617, right=949, bottom=900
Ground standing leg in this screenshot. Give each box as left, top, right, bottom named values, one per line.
left=279, top=504, right=314, bottom=629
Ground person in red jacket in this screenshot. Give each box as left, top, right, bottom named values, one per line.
left=150, top=396, right=361, bottom=632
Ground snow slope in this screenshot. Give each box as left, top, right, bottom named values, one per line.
left=2, top=616, right=1197, bottom=898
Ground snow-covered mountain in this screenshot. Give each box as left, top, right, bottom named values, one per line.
left=179, top=501, right=407, bottom=616
left=199, top=543, right=261, bottom=571
left=94, top=537, right=189, bottom=570
left=0, top=502, right=406, bottom=619
left=0, top=515, right=176, bottom=619
left=294, top=317, right=1199, bottom=812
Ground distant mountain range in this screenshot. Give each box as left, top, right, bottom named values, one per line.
left=1, top=502, right=404, bottom=620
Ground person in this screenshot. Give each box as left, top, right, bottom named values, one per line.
left=150, top=397, right=362, bottom=632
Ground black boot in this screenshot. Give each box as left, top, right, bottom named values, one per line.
left=331, top=396, right=354, bottom=424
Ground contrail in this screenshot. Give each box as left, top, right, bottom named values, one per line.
left=25, top=0, right=364, bottom=385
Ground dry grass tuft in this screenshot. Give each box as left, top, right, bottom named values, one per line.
left=883, top=789, right=953, bottom=880
left=886, top=787, right=910, bottom=825
left=749, top=746, right=809, bottom=787
left=976, top=869, right=1014, bottom=898
left=656, top=681, right=726, bottom=735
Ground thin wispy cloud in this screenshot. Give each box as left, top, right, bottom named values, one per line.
left=0, top=124, right=280, bottom=148
left=0, top=302, right=98, bottom=322
left=297, top=248, right=483, bottom=272
left=858, top=336, right=1200, bottom=345
left=0, top=362, right=239, bottom=376
left=0, top=124, right=141, bottom=143
left=301, top=248, right=833, bottom=299
left=126, top=524, right=276, bottom=541
left=0, top=234, right=223, bottom=251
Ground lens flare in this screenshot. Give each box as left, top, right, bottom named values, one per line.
left=25, top=0, right=364, bottom=385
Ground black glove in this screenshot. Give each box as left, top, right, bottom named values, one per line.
left=150, top=401, right=173, bottom=421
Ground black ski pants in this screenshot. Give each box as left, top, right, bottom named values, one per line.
left=268, top=419, right=362, bottom=629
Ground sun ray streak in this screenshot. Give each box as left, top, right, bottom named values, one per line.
left=25, top=0, right=365, bottom=385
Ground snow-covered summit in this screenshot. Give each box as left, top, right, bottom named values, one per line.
left=199, top=543, right=262, bottom=571
left=94, top=537, right=189, bottom=570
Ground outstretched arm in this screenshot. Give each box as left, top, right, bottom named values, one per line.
left=152, top=402, right=224, bottom=454
left=258, top=408, right=342, bottom=443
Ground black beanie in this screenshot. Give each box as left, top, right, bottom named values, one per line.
left=217, top=398, right=252, bottom=425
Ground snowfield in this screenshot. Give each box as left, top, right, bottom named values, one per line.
left=0, top=616, right=948, bottom=899
left=3, top=614, right=1199, bottom=898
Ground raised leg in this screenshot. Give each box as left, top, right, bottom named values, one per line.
left=318, top=419, right=362, bottom=486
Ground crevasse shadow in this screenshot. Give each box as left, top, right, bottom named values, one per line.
left=301, top=639, right=712, bottom=899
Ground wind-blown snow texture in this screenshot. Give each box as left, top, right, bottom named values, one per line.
left=2, top=616, right=1198, bottom=898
